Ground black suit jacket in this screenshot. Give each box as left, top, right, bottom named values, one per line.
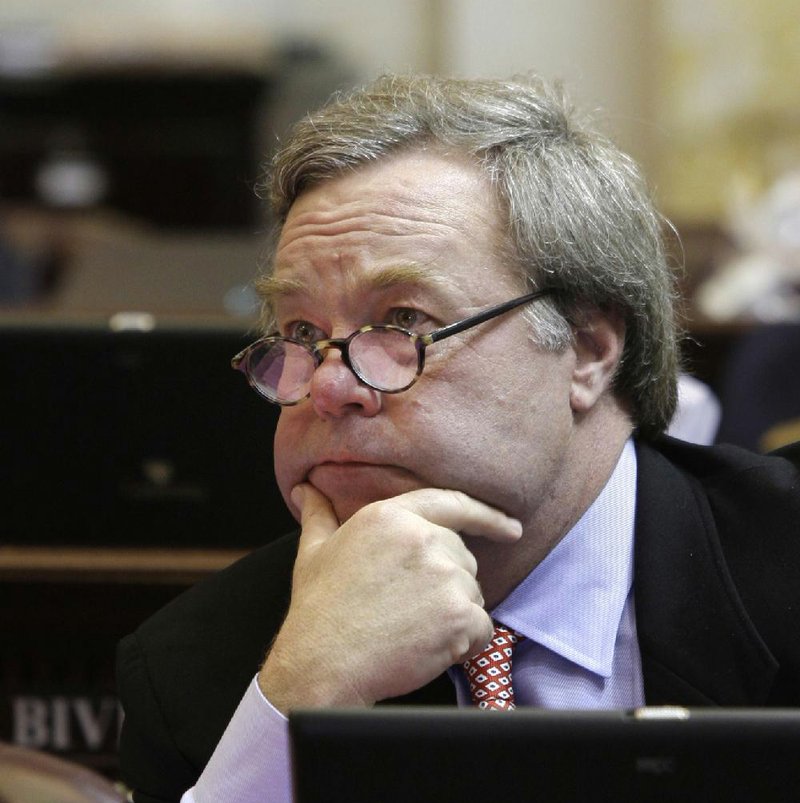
left=116, top=438, right=800, bottom=803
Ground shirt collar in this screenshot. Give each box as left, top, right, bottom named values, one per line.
left=492, top=438, right=637, bottom=678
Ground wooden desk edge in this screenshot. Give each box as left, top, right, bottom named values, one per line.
left=0, top=546, right=250, bottom=585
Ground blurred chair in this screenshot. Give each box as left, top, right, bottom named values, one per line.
left=0, top=742, right=126, bottom=803
left=715, top=322, right=800, bottom=451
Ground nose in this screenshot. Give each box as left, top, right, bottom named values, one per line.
left=309, top=348, right=382, bottom=419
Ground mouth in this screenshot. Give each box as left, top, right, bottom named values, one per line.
left=307, top=459, right=393, bottom=480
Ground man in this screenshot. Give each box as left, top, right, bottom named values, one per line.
left=116, top=73, right=800, bottom=803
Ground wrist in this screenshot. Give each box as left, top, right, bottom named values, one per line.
left=258, top=636, right=370, bottom=713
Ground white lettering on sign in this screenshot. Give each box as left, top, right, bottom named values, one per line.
left=12, top=696, right=123, bottom=751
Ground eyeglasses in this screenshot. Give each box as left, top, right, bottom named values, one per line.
left=232, top=289, right=553, bottom=406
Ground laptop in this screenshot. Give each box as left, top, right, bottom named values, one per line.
left=290, top=706, right=800, bottom=803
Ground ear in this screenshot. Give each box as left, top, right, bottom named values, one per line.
left=569, top=309, right=626, bottom=414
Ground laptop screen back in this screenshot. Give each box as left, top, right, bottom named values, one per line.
left=290, top=706, right=800, bottom=803
left=3, top=320, right=294, bottom=547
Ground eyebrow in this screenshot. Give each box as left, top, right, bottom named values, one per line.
left=255, top=263, right=448, bottom=305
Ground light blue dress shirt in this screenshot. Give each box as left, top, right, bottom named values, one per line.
left=450, top=437, right=644, bottom=709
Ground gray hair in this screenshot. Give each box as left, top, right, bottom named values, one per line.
left=257, top=73, right=680, bottom=438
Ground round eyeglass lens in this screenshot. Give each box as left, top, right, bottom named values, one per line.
left=249, top=340, right=315, bottom=402
left=349, top=328, right=420, bottom=391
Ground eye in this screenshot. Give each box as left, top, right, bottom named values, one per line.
left=286, top=320, right=325, bottom=343
left=388, top=308, right=422, bottom=330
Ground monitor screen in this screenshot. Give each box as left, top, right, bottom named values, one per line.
left=290, top=706, right=800, bottom=803
left=3, top=319, right=295, bottom=547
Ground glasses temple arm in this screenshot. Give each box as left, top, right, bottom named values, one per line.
left=426, top=289, right=552, bottom=344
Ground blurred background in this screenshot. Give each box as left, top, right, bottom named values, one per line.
left=1, top=0, right=799, bottom=326
left=1, top=0, right=798, bottom=788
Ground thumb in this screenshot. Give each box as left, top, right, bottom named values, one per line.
left=291, top=483, right=340, bottom=556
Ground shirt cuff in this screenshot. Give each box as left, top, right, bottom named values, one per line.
left=181, top=675, right=291, bottom=803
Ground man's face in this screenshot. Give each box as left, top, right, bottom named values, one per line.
left=270, top=149, right=578, bottom=531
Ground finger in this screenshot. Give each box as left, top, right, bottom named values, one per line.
left=415, top=531, right=484, bottom=605
left=426, top=523, right=479, bottom=577
left=459, top=605, right=495, bottom=662
left=464, top=573, right=485, bottom=608
left=291, top=483, right=340, bottom=556
left=389, top=488, right=523, bottom=543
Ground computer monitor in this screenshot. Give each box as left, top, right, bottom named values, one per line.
left=3, top=318, right=295, bottom=547
left=290, top=706, right=800, bottom=803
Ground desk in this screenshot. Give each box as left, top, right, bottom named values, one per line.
left=0, top=546, right=249, bottom=778
left=0, top=546, right=248, bottom=585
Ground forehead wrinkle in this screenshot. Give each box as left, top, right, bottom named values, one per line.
left=278, top=209, right=472, bottom=252
left=257, top=263, right=449, bottom=308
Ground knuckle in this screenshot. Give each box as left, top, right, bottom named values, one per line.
left=403, top=488, right=440, bottom=522
left=360, top=499, right=417, bottom=542
left=441, top=598, right=488, bottom=663
left=407, top=487, right=470, bottom=521
left=463, top=550, right=479, bottom=577
left=360, top=497, right=395, bottom=525
left=444, top=488, right=471, bottom=514
left=449, top=633, right=472, bottom=665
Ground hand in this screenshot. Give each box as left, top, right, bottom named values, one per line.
left=258, top=483, right=522, bottom=712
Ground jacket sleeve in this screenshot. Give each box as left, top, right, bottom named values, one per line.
left=114, top=534, right=300, bottom=802
left=117, top=632, right=200, bottom=803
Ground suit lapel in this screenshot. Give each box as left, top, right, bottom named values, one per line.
left=634, top=440, right=778, bottom=705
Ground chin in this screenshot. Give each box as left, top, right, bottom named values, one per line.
left=327, top=485, right=402, bottom=524
left=332, top=500, right=366, bottom=524
left=308, top=464, right=423, bottom=524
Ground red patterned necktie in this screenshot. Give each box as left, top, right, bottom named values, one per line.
left=463, top=623, right=524, bottom=710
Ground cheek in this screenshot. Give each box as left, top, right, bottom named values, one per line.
left=397, top=381, right=516, bottom=473
left=273, top=412, right=302, bottom=504
left=419, top=344, right=567, bottom=436
left=409, top=350, right=574, bottom=472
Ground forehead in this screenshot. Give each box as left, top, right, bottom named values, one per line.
left=266, top=149, right=518, bottom=305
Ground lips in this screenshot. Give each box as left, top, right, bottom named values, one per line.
left=305, top=452, right=388, bottom=476
left=308, top=459, right=396, bottom=481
